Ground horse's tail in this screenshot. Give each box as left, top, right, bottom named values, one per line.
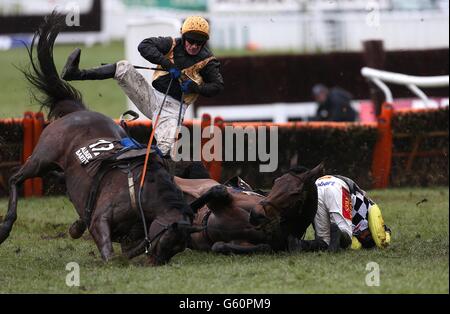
left=22, top=11, right=86, bottom=120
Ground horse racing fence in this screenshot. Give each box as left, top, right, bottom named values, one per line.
left=0, top=105, right=447, bottom=198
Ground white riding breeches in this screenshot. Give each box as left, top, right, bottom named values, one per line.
left=314, top=176, right=353, bottom=245
left=114, top=60, right=188, bottom=155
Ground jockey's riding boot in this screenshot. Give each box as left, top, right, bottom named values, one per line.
left=328, top=223, right=341, bottom=252
left=328, top=223, right=352, bottom=252
left=293, top=238, right=328, bottom=252
left=61, top=48, right=116, bottom=81
left=69, top=219, right=87, bottom=239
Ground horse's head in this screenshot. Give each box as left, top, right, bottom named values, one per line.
left=144, top=155, right=203, bottom=265
left=252, top=163, right=324, bottom=247
left=259, top=163, right=324, bottom=219
left=147, top=214, right=202, bottom=266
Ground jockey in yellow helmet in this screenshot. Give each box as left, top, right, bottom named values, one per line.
left=60, top=15, right=224, bottom=157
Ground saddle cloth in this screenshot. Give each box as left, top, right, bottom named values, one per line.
left=74, top=137, right=155, bottom=177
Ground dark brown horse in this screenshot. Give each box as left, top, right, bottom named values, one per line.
left=175, top=177, right=270, bottom=253
left=252, top=164, right=323, bottom=251
left=0, top=13, right=200, bottom=265
left=174, top=163, right=324, bottom=254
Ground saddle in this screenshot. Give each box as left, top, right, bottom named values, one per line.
left=81, top=139, right=159, bottom=227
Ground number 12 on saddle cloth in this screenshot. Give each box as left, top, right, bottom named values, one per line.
left=74, top=138, right=126, bottom=177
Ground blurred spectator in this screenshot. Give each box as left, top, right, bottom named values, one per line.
left=311, top=84, right=357, bottom=122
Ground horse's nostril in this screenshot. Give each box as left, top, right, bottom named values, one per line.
left=147, top=255, right=167, bottom=266
left=147, top=255, right=158, bottom=266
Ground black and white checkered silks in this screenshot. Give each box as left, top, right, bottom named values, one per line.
left=351, top=187, right=374, bottom=236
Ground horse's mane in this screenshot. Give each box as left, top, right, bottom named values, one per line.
left=286, top=165, right=319, bottom=238
left=296, top=182, right=318, bottom=238
left=21, top=12, right=86, bottom=120
left=288, top=166, right=310, bottom=174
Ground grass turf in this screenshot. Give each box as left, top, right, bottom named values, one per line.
left=0, top=187, right=448, bottom=293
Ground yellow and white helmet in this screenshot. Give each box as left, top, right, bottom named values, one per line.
left=351, top=203, right=391, bottom=250
left=368, top=204, right=391, bottom=248
left=181, top=16, right=210, bottom=41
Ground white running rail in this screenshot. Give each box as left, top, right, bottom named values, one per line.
left=361, top=67, right=449, bottom=106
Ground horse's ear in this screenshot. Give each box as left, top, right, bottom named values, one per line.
left=306, top=162, right=325, bottom=182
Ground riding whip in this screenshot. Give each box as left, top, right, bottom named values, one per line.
left=170, top=92, right=185, bottom=159
left=139, top=76, right=173, bottom=188
left=101, top=63, right=167, bottom=71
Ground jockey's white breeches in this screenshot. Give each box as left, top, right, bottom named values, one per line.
left=314, top=176, right=353, bottom=245
left=114, top=60, right=188, bottom=155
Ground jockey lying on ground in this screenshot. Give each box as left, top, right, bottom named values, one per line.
left=288, top=175, right=391, bottom=252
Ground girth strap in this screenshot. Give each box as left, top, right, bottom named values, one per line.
left=127, top=167, right=138, bottom=212
left=83, top=158, right=145, bottom=227
left=83, top=163, right=116, bottom=227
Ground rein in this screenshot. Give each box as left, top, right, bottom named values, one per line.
left=137, top=77, right=174, bottom=254
left=200, top=209, right=214, bottom=246
left=137, top=78, right=186, bottom=255
left=146, top=220, right=176, bottom=249
left=258, top=199, right=282, bottom=219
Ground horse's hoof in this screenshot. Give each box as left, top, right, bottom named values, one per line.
left=211, top=185, right=228, bottom=196
left=69, top=219, right=86, bottom=239
left=146, top=255, right=166, bottom=266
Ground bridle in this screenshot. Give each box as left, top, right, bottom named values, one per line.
left=258, top=199, right=281, bottom=215
left=200, top=209, right=214, bottom=246
left=256, top=186, right=307, bottom=226
left=145, top=219, right=192, bottom=255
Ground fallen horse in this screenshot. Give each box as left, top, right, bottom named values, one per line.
left=175, top=163, right=324, bottom=253
left=0, top=12, right=202, bottom=266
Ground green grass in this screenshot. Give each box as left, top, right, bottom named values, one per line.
left=0, top=41, right=126, bottom=119
left=0, top=187, right=448, bottom=293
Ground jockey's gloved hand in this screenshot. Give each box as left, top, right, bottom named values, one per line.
left=160, top=58, right=181, bottom=79
left=180, top=79, right=199, bottom=93
left=168, top=67, right=181, bottom=80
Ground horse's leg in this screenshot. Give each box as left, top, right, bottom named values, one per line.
left=0, top=156, right=54, bottom=244
left=120, top=222, right=146, bottom=259
left=68, top=219, right=87, bottom=239
left=190, top=185, right=232, bottom=212
left=211, top=241, right=272, bottom=255
left=189, top=186, right=218, bottom=212
left=90, top=214, right=114, bottom=261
